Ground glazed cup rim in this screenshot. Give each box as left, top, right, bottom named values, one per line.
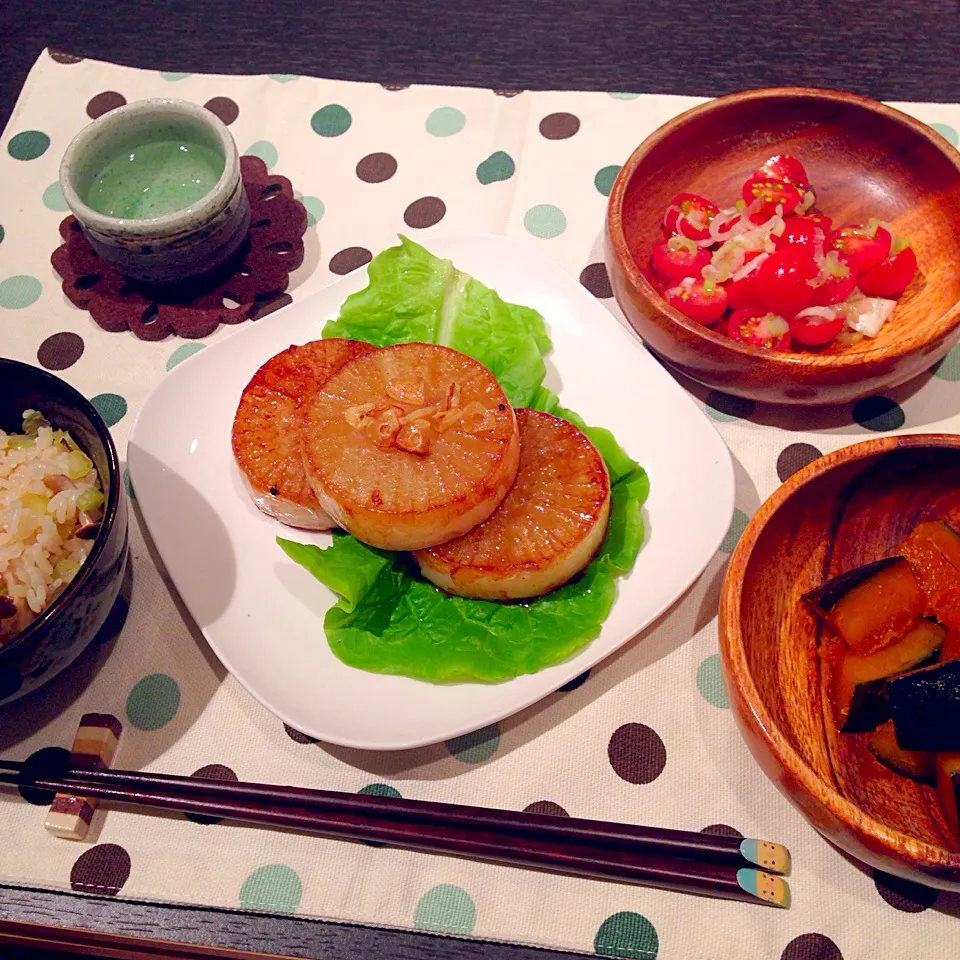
left=59, top=97, right=240, bottom=238
left=605, top=84, right=960, bottom=371
left=0, top=359, right=123, bottom=662
left=719, top=433, right=960, bottom=871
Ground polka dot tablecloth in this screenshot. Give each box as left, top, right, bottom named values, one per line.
left=3, top=49, right=960, bottom=960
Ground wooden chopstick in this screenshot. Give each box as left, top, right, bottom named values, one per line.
left=0, top=762, right=790, bottom=907
left=0, top=759, right=789, bottom=874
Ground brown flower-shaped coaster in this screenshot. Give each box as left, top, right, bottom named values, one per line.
left=51, top=156, right=308, bottom=341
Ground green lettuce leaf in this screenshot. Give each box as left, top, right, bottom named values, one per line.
left=322, top=236, right=552, bottom=407
left=280, top=237, right=649, bottom=684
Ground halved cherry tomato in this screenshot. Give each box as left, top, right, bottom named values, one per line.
left=808, top=270, right=857, bottom=306
left=805, top=213, right=833, bottom=235
left=728, top=307, right=791, bottom=351
left=754, top=154, right=810, bottom=192
left=726, top=274, right=760, bottom=309
left=754, top=249, right=818, bottom=315
left=774, top=215, right=825, bottom=253
left=742, top=176, right=803, bottom=219
left=667, top=280, right=729, bottom=325
left=651, top=236, right=711, bottom=282
left=789, top=307, right=845, bottom=347
left=857, top=240, right=918, bottom=298
left=663, top=192, right=719, bottom=241
left=827, top=223, right=892, bottom=275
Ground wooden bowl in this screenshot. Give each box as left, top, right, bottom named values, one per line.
left=719, top=434, right=960, bottom=889
left=605, top=87, right=960, bottom=405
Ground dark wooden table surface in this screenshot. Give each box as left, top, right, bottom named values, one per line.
left=2, top=1, right=960, bottom=956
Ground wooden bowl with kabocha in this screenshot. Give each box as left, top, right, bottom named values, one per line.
left=719, top=434, right=960, bottom=889
left=605, top=86, right=960, bottom=405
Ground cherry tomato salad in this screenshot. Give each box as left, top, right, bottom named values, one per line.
left=650, top=155, right=919, bottom=351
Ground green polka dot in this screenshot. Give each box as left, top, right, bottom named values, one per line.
left=931, top=122, right=959, bottom=147
left=269, top=74, right=300, bottom=82
left=300, top=196, right=325, bottom=226
left=91, top=393, right=128, bottom=427
left=594, top=164, right=621, bottom=197
left=244, top=141, right=278, bottom=169
left=413, top=884, right=476, bottom=934
left=720, top=508, right=749, bottom=554
left=123, top=466, right=135, bottom=501
left=239, top=864, right=302, bottom=913
left=359, top=782, right=402, bottom=798
left=159, top=72, right=191, bottom=81
left=42, top=181, right=69, bottom=212
left=166, top=342, right=206, bottom=370
left=0, top=275, right=42, bottom=309
left=446, top=723, right=501, bottom=763
left=696, top=653, right=730, bottom=709
left=523, top=204, right=567, bottom=239
left=933, top=343, right=960, bottom=381
left=595, top=911, right=659, bottom=959
left=311, top=105, right=352, bottom=137
left=426, top=107, right=466, bottom=137
left=704, top=390, right=756, bottom=422
left=8, top=130, right=50, bottom=161
left=476, top=151, right=515, bottom=185
left=852, top=395, right=905, bottom=432
left=608, top=92, right=641, bottom=100
left=126, top=673, right=181, bottom=731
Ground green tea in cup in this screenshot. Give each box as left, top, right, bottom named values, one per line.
left=60, top=99, right=249, bottom=284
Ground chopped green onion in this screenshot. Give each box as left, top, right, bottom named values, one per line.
left=735, top=199, right=747, bottom=213
left=824, top=250, right=850, bottom=278
left=76, top=487, right=105, bottom=512
left=66, top=450, right=93, bottom=480
left=703, top=277, right=717, bottom=294
left=21, top=410, right=49, bottom=436
left=7, top=436, right=33, bottom=450
left=667, top=234, right=698, bottom=255
left=54, top=558, right=81, bottom=582
left=891, top=236, right=912, bottom=255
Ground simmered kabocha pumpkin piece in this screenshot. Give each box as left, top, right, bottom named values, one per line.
left=804, top=556, right=928, bottom=655
left=888, top=658, right=960, bottom=752
left=899, top=521, right=960, bottom=631
left=833, top=618, right=944, bottom=733
left=867, top=719, right=936, bottom=784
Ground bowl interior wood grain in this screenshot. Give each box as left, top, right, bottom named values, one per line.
left=608, top=88, right=960, bottom=404
left=723, top=436, right=960, bottom=884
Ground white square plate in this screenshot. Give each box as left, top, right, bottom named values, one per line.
left=129, top=234, right=734, bottom=750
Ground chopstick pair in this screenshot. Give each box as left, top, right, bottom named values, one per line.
left=0, top=757, right=790, bottom=907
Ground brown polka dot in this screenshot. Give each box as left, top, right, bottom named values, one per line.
left=86, top=92, right=127, bottom=120
left=700, top=823, right=743, bottom=839
left=204, top=97, right=240, bottom=125
left=607, top=723, right=666, bottom=784
left=579, top=263, right=613, bottom=299
left=186, top=764, right=239, bottom=824
left=49, top=50, right=84, bottom=64
left=70, top=843, right=131, bottom=896
left=523, top=800, right=569, bottom=817
left=776, top=442, right=823, bottom=482
left=19, top=747, right=70, bottom=805
left=493, top=89, right=524, bottom=98
left=539, top=112, right=580, bottom=140
left=404, top=197, right=446, bottom=229
left=382, top=83, right=410, bottom=91
left=37, top=332, right=84, bottom=371
left=558, top=670, right=590, bottom=692
left=284, top=722, right=319, bottom=744
left=329, top=247, right=373, bottom=276
left=356, top=152, right=398, bottom=183
left=873, top=869, right=939, bottom=912
left=780, top=934, right=843, bottom=960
